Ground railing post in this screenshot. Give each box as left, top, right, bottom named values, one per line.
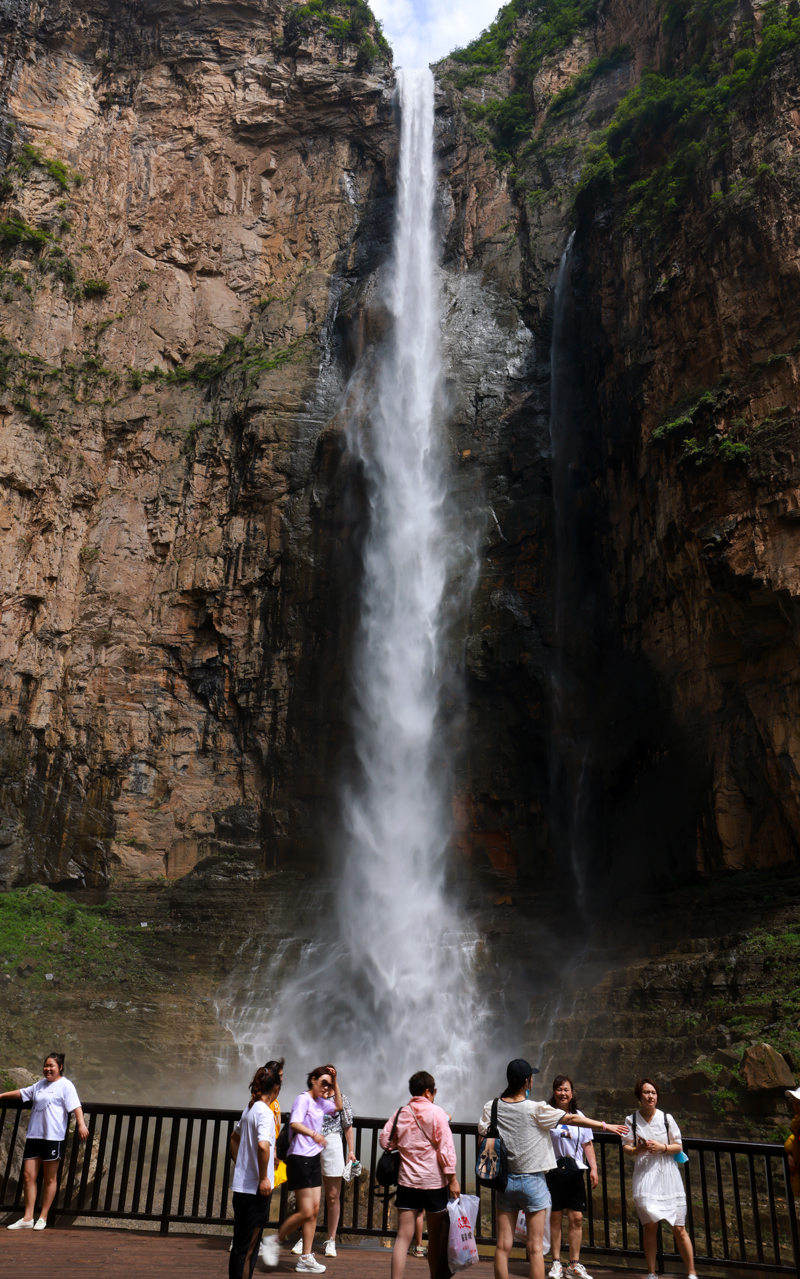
left=160, top=1116, right=181, bottom=1235
left=784, top=1150, right=800, bottom=1273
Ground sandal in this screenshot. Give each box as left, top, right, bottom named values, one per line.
left=411, top=1245, right=427, bottom=1258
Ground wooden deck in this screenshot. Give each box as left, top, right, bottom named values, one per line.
left=0, top=1227, right=632, bottom=1278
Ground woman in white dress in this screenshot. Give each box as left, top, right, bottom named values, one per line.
left=623, top=1078, right=697, bottom=1279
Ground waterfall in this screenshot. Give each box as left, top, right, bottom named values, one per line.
left=222, top=68, right=481, bottom=1117
left=549, top=233, right=590, bottom=913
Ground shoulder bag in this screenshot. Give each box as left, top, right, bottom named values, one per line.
left=475, top=1098, right=509, bottom=1193
left=633, top=1110, right=688, bottom=1164
left=375, top=1107, right=405, bottom=1188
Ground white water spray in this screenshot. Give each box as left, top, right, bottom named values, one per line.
left=223, top=69, right=481, bottom=1117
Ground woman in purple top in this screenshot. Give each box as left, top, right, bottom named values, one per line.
left=277, top=1065, right=343, bottom=1274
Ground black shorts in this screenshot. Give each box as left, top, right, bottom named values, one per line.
left=23, top=1138, right=65, bottom=1163
left=545, top=1165, right=586, bottom=1213
left=287, top=1153, right=322, bottom=1190
left=395, top=1184, right=450, bottom=1214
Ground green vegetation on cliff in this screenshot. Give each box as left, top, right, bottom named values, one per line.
left=445, top=1, right=598, bottom=158
left=283, top=0, right=391, bottom=63
left=0, top=885, right=161, bottom=989
left=578, top=0, right=800, bottom=229
left=444, top=0, right=800, bottom=231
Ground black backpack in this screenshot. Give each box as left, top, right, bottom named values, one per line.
left=475, top=1098, right=509, bottom=1192
left=275, top=1119, right=292, bottom=1164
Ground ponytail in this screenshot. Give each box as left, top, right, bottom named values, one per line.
left=248, top=1066, right=281, bottom=1102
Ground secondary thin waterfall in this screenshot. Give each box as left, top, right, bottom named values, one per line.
left=222, top=68, right=481, bottom=1116
left=549, top=232, right=590, bottom=913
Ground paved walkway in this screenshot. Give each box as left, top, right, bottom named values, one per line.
left=0, top=1228, right=632, bottom=1278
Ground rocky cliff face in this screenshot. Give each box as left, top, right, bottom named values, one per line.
left=0, top=0, right=399, bottom=887
left=1, top=1, right=799, bottom=916
left=436, top=0, right=800, bottom=899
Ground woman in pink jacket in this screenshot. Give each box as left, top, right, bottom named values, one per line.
left=380, top=1071, right=460, bottom=1279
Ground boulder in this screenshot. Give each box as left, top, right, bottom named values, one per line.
left=16, top=959, right=35, bottom=978
left=672, top=1067, right=716, bottom=1095
left=712, top=1047, right=742, bottom=1068
left=7, top=1067, right=37, bottom=1088
left=742, top=1043, right=795, bottom=1091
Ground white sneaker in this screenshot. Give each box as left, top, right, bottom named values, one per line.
left=7, top=1219, right=34, bottom=1230
left=296, top=1256, right=326, bottom=1274
left=292, top=1239, right=304, bottom=1255
left=33, top=1220, right=47, bottom=1231
left=260, top=1235, right=280, bottom=1268
left=323, top=1239, right=336, bottom=1257
left=566, top=1265, right=591, bottom=1279
left=549, top=1264, right=563, bottom=1279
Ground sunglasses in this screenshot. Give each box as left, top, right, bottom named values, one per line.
left=319, top=1079, right=333, bottom=1089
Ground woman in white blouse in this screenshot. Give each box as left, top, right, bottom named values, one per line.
left=478, top=1059, right=628, bottom=1279
left=0, top=1051, right=89, bottom=1230
left=623, top=1078, right=697, bottom=1279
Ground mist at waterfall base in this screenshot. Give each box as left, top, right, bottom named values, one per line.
left=222, top=70, right=492, bottom=1120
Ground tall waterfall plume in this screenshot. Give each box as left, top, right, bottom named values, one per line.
left=222, top=68, right=481, bottom=1117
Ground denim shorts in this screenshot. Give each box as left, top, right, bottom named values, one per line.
left=496, top=1172, right=551, bottom=1215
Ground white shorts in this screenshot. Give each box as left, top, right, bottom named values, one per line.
left=320, top=1135, right=345, bottom=1178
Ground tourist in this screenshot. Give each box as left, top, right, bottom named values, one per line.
left=478, top=1059, right=628, bottom=1279
left=379, top=1070, right=459, bottom=1279
left=290, top=1063, right=355, bottom=1258
left=0, top=1051, right=89, bottom=1230
left=264, top=1057, right=286, bottom=1180
left=229, top=1064, right=282, bottom=1277
left=785, top=1085, right=800, bottom=1199
left=317, top=1063, right=355, bottom=1258
left=546, top=1074, right=597, bottom=1279
left=623, top=1078, right=698, bottom=1279
left=276, top=1064, right=344, bottom=1273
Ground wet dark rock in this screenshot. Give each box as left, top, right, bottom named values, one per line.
left=742, top=1043, right=795, bottom=1091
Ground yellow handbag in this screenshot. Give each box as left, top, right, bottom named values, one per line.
left=272, top=1100, right=287, bottom=1186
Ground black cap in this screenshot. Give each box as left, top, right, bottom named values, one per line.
left=507, top=1057, right=540, bottom=1081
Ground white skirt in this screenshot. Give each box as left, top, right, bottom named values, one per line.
left=632, top=1152, right=686, bottom=1228
left=320, top=1134, right=345, bottom=1178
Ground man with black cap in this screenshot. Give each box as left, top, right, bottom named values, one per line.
left=478, top=1059, right=628, bottom=1279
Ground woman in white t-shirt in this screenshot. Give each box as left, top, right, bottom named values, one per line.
left=478, top=1059, right=628, bottom=1279
left=0, top=1050, right=89, bottom=1230
left=229, top=1064, right=282, bottom=1279
left=546, top=1075, right=598, bottom=1279
left=623, top=1077, right=698, bottom=1279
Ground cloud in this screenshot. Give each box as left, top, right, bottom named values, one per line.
left=369, top=0, right=503, bottom=69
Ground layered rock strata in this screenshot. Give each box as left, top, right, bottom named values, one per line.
left=0, top=0, right=399, bottom=886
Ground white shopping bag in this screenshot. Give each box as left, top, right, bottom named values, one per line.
left=447, top=1194, right=480, bottom=1271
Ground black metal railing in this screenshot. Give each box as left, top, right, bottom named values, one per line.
left=1, top=1102, right=798, bottom=1273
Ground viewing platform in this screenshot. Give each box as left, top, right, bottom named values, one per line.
left=0, top=1228, right=652, bottom=1279
left=2, top=1100, right=798, bottom=1276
